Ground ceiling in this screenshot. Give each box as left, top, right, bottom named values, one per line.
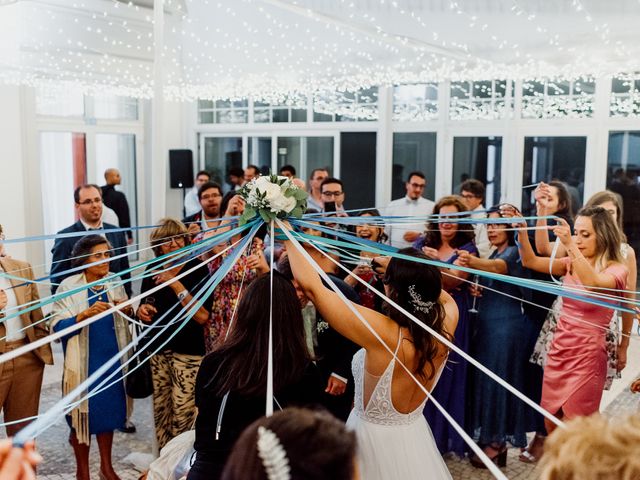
left=1, top=0, right=640, bottom=100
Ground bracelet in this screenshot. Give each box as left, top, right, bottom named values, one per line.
left=177, top=290, right=188, bottom=302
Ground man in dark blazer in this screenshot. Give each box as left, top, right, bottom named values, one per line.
left=50, top=184, right=131, bottom=296
left=101, top=168, right=133, bottom=244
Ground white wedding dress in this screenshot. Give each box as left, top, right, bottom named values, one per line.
left=346, top=332, right=452, bottom=480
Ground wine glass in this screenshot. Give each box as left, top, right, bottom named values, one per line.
left=468, top=275, right=479, bottom=313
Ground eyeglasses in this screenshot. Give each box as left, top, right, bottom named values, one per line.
left=409, top=183, right=426, bottom=189
left=201, top=193, right=221, bottom=201
left=167, top=237, right=186, bottom=246
left=321, top=191, right=343, bottom=198
left=78, top=198, right=102, bottom=206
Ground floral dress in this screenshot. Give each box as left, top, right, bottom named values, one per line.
left=204, top=246, right=259, bottom=352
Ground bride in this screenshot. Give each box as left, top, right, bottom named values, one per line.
left=285, top=239, right=458, bottom=480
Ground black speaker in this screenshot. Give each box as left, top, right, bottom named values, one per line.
left=169, top=150, right=194, bottom=188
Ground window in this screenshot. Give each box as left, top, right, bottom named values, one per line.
left=610, top=74, right=640, bottom=117
left=36, top=86, right=84, bottom=117
left=393, top=84, right=438, bottom=121
left=522, top=136, right=587, bottom=217
left=202, top=136, right=243, bottom=190
left=277, top=137, right=333, bottom=182
left=449, top=80, right=513, bottom=120
left=40, top=132, right=86, bottom=266
left=521, top=78, right=595, bottom=119
left=254, top=96, right=307, bottom=123
left=93, top=94, right=139, bottom=120
left=198, top=99, right=248, bottom=124
left=392, top=133, right=437, bottom=200
left=248, top=137, right=272, bottom=175
left=313, top=87, right=378, bottom=122
left=607, top=131, right=640, bottom=264
left=452, top=137, right=502, bottom=207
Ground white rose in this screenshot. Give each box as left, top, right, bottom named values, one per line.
left=260, top=182, right=282, bottom=202
left=270, top=194, right=297, bottom=213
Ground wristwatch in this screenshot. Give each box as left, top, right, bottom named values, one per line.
left=177, top=290, right=188, bottom=302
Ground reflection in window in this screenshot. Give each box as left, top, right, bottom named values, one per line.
left=522, top=136, right=586, bottom=217
left=40, top=132, right=87, bottom=266
left=392, top=133, right=436, bottom=200
left=277, top=137, right=333, bottom=182
left=452, top=137, right=502, bottom=207
left=248, top=137, right=272, bottom=175
left=449, top=80, right=513, bottom=120
left=610, top=74, right=640, bottom=117
left=254, top=95, right=307, bottom=123
left=202, top=137, right=242, bottom=191
left=198, top=99, right=248, bottom=124
left=607, top=131, right=640, bottom=267
left=521, top=78, right=595, bottom=119
left=313, top=88, right=378, bottom=122
left=393, top=84, right=438, bottom=121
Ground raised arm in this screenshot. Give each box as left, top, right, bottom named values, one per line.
left=618, top=246, right=637, bottom=371
left=517, top=225, right=566, bottom=276
left=455, top=249, right=506, bottom=274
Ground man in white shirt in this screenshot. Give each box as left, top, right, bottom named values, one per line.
left=307, top=168, right=329, bottom=212
left=459, top=179, right=492, bottom=258
left=385, top=172, right=434, bottom=249
left=184, top=170, right=211, bottom=217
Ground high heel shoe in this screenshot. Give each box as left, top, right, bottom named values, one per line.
left=469, top=444, right=508, bottom=469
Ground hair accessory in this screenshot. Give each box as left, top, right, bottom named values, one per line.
left=257, top=426, right=291, bottom=480
left=408, top=285, right=435, bottom=314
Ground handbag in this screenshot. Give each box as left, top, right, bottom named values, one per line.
left=125, top=323, right=154, bottom=399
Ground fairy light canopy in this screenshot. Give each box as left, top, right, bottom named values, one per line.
left=1, top=0, right=640, bottom=101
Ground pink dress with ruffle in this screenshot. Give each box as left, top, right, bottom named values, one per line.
left=541, top=261, right=627, bottom=418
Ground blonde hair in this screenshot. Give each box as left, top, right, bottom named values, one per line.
left=539, top=414, right=640, bottom=480
left=150, top=217, right=189, bottom=257
left=584, top=190, right=627, bottom=242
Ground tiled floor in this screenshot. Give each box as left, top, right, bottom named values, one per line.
left=31, top=331, right=640, bottom=479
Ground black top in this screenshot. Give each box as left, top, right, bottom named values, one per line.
left=139, top=258, right=210, bottom=356
left=188, top=352, right=323, bottom=479
left=101, top=185, right=132, bottom=240
left=50, top=221, right=131, bottom=296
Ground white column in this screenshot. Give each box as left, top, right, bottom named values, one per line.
left=150, top=0, right=166, bottom=224
left=375, top=85, right=393, bottom=208
left=584, top=75, right=611, bottom=200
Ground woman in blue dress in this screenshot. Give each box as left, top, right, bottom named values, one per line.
left=414, top=195, right=478, bottom=456
left=51, top=235, right=132, bottom=480
left=455, top=207, right=539, bottom=468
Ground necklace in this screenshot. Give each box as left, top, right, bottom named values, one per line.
left=89, top=284, right=105, bottom=294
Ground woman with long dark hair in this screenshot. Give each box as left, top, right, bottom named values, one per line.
left=187, top=273, right=323, bottom=480
left=285, top=231, right=458, bottom=480
left=413, top=195, right=478, bottom=456
left=515, top=206, right=628, bottom=434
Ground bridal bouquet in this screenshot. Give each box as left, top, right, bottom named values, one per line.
left=238, top=174, right=308, bottom=225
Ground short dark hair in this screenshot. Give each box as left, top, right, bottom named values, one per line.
left=196, top=170, right=210, bottom=179
left=222, top=408, right=357, bottom=480
left=246, top=165, right=260, bottom=176
left=320, top=177, right=343, bottom=192
left=74, top=184, right=102, bottom=204
left=460, top=179, right=485, bottom=200
left=406, top=171, right=425, bottom=183
left=198, top=181, right=223, bottom=201
left=309, top=168, right=329, bottom=180
left=228, top=167, right=244, bottom=178
left=280, top=164, right=296, bottom=176
left=70, top=234, right=112, bottom=268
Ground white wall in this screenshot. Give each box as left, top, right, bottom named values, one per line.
left=0, top=85, right=28, bottom=260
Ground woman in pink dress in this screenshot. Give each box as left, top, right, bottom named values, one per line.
left=514, top=206, right=628, bottom=434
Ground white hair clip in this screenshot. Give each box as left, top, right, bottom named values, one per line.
left=408, top=285, right=435, bottom=314
left=257, top=426, right=291, bottom=480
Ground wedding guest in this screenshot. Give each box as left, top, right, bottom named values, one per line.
left=307, top=168, right=329, bottom=211
left=187, top=273, right=323, bottom=479
left=279, top=165, right=296, bottom=179
left=515, top=206, right=628, bottom=434
left=343, top=209, right=386, bottom=312
left=456, top=207, right=538, bottom=468
left=285, top=232, right=458, bottom=480
left=539, top=414, right=640, bottom=480
left=413, top=195, right=477, bottom=457
left=244, top=165, right=260, bottom=183
left=50, top=184, right=130, bottom=295
left=221, top=408, right=357, bottom=480
left=182, top=182, right=224, bottom=238
left=384, top=172, right=434, bottom=249
left=0, top=224, right=53, bottom=436
left=136, top=218, right=211, bottom=450
left=101, top=168, right=133, bottom=244
left=184, top=171, right=211, bottom=218
left=459, top=179, right=491, bottom=258
left=51, top=235, right=132, bottom=480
